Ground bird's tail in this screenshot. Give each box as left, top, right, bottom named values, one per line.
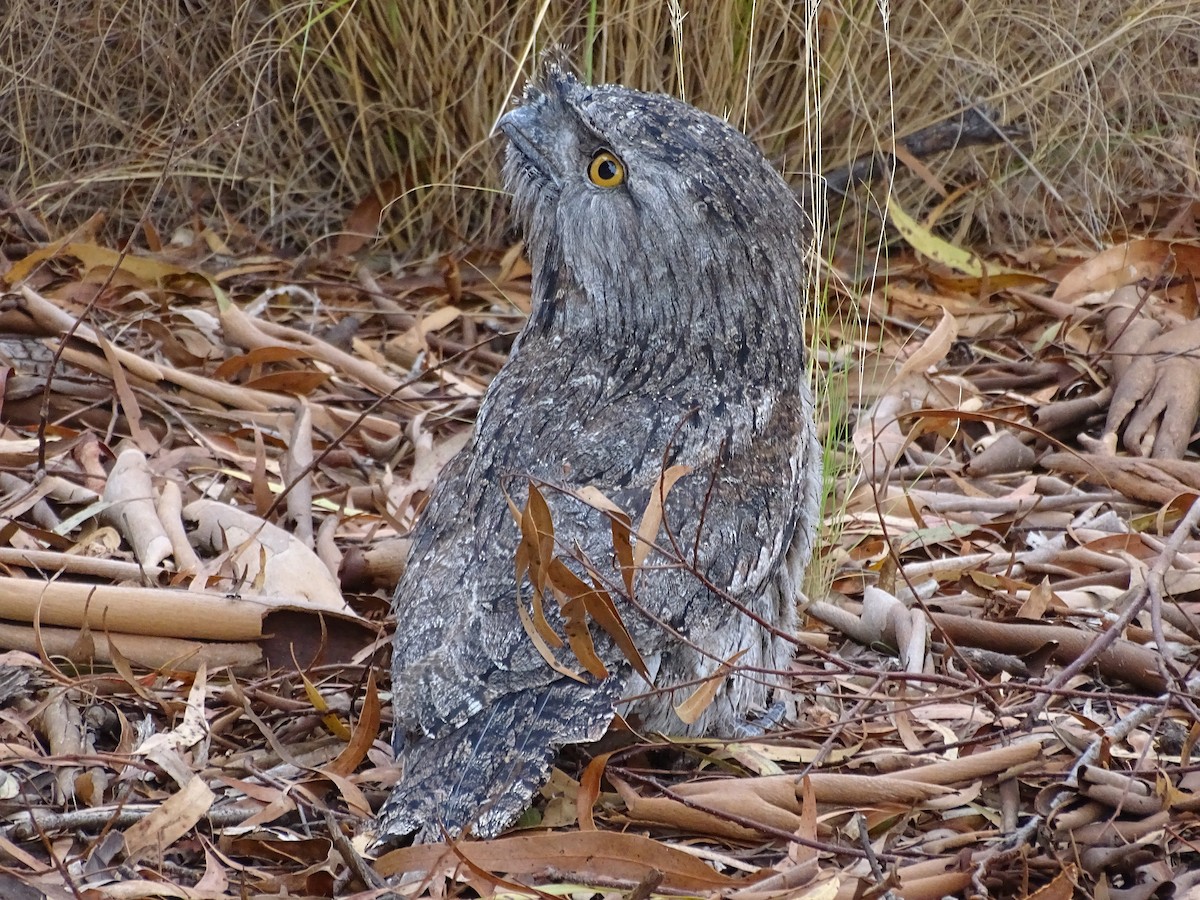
left=376, top=676, right=619, bottom=844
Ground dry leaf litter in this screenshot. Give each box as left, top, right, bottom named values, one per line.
left=1, top=202, right=1199, bottom=899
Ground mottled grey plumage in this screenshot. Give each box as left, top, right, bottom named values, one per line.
left=377, top=62, right=820, bottom=844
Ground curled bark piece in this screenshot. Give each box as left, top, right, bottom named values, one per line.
left=1105, top=302, right=1161, bottom=385
left=183, top=498, right=344, bottom=607
left=156, top=480, right=201, bottom=574
left=1104, top=315, right=1200, bottom=459
left=809, top=602, right=1167, bottom=693
left=339, top=537, right=410, bottom=592
left=1042, top=451, right=1200, bottom=505
left=1031, top=388, right=1112, bottom=435
left=928, top=612, right=1165, bottom=694
left=315, top=513, right=341, bottom=581
left=0, top=621, right=259, bottom=672
left=0, top=547, right=168, bottom=582
left=102, top=447, right=173, bottom=569
left=0, top=472, right=60, bottom=530
left=966, top=430, right=1036, bottom=476
left=284, top=398, right=314, bottom=545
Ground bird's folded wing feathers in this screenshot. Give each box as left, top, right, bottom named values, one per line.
left=376, top=675, right=621, bottom=843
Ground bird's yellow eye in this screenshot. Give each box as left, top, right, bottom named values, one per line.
left=587, top=150, right=625, bottom=188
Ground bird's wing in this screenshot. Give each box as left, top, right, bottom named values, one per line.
left=376, top=674, right=620, bottom=842
left=389, top=439, right=564, bottom=742
left=391, top=358, right=814, bottom=733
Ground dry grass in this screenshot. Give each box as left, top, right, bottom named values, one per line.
left=2, top=2, right=1198, bottom=256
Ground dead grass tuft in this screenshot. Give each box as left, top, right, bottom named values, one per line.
left=2, top=2, right=1198, bottom=253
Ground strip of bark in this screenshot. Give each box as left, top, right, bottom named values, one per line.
left=0, top=621, right=260, bottom=671
left=928, top=613, right=1165, bottom=694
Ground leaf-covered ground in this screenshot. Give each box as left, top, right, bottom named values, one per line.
left=2, top=203, right=1200, bottom=899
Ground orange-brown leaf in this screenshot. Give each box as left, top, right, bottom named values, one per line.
left=548, top=558, right=649, bottom=682
left=327, top=669, right=381, bottom=777
left=518, top=483, right=555, bottom=596
left=558, top=589, right=608, bottom=679
left=374, top=830, right=742, bottom=891
left=634, top=465, right=692, bottom=568
left=674, top=648, right=747, bottom=725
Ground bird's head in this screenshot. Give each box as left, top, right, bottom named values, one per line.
left=497, top=62, right=807, bottom=347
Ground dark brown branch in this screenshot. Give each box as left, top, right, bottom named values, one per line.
left=813, top=106, right=1025, bottom=199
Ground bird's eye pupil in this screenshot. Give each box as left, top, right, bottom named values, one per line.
left=597, top=159, right=616, bottom=180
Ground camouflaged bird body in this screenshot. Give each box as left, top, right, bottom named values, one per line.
left=379, top=62, right=819, bottom=843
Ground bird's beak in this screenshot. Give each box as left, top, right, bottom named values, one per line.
left=495, top=104, right=537, bottom=144
left=496, top=104, right=553, bottom=179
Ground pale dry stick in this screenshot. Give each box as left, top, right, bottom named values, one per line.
left=4, top=802, right=257, bottom=843
left=1136, top=532, right=1200, bottom=712
left=897, top=552, right=997, bottom=581
left=0, top=547, right=166, bottom=583
left=879, top=542, right=1141, bottom=584
left=1138, top=531, right=1200, bottom=569
left=284, top=398, right=315, bottom=545
left=903, top=489, right=1127, bottom=516
left=854, top=812, right=885, bottom=881
left=1028, top=496, right=1200, bottom=715
left=10, top=800, right=85, bottom=900
left=1147, top=574, right=1199, bottom=720
left=326, top=810, right=385, bottom=893
left=219, top=302, right=424, bottom=402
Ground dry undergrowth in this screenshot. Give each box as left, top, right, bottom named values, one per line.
left=2, top=2, right=1198, bottom=257
left=1, top=187, right=1200, bottom=897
